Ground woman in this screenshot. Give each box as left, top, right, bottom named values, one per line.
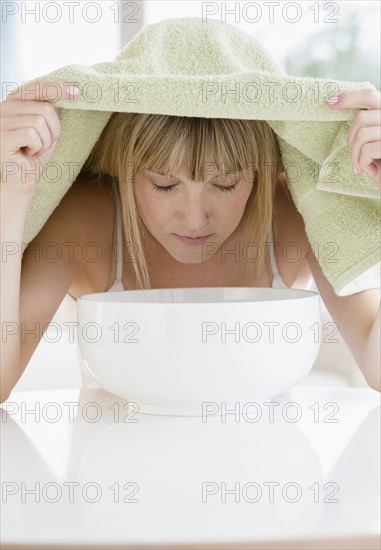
left=0, top=81, right=380, bottom=400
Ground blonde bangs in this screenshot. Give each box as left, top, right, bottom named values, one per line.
left=133, top=116, right=260, bottom=184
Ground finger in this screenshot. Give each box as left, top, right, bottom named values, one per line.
left=346, top=109, right=381, bottom=150
left=327, top=89, right=381, bottom=111
left=2, top=102, right=62, bottom=151
left=1, top=97, right=60, bottom=119
left=1, top=115, right=53, bottom=156
left=358, top=141, right=381, bottom=176
left=350, top=128, right=380, bottom=173
left=6, top=127, right=43, bottom=157
left=5, top=80, right=80, bottom=103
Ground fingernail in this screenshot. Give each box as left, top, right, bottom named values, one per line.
left=327, top=96, right=339, bottom=105
left=353, top=165, right=360, bottom=174
left=66, top=86, right=80, bottom=96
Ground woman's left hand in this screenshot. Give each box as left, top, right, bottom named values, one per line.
left=326, top=89, right=381, bottom=189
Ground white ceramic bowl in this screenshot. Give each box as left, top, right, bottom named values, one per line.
left=77, top=287, right=321, bottom=416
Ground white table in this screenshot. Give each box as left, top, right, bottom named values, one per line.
left=1, top=386, right=380, bottom=549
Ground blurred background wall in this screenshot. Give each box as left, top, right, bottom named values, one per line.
left=1, top=0, right=379, bottom=96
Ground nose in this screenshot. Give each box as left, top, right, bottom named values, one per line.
left=177, top=191, right=211, bottom=234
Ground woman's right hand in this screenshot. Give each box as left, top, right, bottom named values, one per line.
left=0, top=80, right=80, bottom=196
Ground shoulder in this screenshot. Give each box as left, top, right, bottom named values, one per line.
left=56, top=171, right=118, bottom=296
left=35, top=173, right=115, bottom=288
left=61, top=171, right=115, bottom=217
left=54, top=171, right=116, bottom=263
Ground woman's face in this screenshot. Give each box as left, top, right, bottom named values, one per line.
left=133, top=162, right=255, bottom=264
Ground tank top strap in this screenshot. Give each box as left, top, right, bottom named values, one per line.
left=268, top=222, right=279, bottom=277
left=114, top=192, right=124, bottom=282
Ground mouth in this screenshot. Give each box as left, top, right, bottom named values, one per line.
left=173, top=234, right=214, bottom=245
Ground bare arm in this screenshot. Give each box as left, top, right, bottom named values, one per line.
left=0, top=80, right=80, bottom=401
left=0, top=178, right=95, bottom=402
left=0, top=188, right=33, bottom=400
left=363, top=303, right=381, bottom=391
left=305, top=248, right=381, bottom=392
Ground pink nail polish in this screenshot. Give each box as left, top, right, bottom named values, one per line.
left=327, top=96, right=339, bottom=104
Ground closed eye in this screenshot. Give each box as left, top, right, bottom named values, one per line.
left=216, top=184, right=238, bottom=193
left=151, top=183, right=238, bottom=194
left=152, top=184, right=176, bottom=193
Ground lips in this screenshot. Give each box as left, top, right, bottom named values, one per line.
left=173, top=233, right=214, bottom=246
left=178, top=234, right=210, bottom=239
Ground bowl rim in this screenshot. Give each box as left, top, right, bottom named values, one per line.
left=77, top=286, right=320, bottom=305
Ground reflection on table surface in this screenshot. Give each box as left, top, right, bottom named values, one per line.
left=1, top=386, right=380, bottom=549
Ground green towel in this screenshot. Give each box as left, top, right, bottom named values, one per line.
left=18, top=16, right=380, bottom=295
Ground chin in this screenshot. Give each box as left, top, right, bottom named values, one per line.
left=160, top=236, right=222, bottom=265
left=169, top=252, right=207, bottom=265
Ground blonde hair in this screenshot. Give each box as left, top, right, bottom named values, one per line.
left=81, top=112, right=289, bottom=290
